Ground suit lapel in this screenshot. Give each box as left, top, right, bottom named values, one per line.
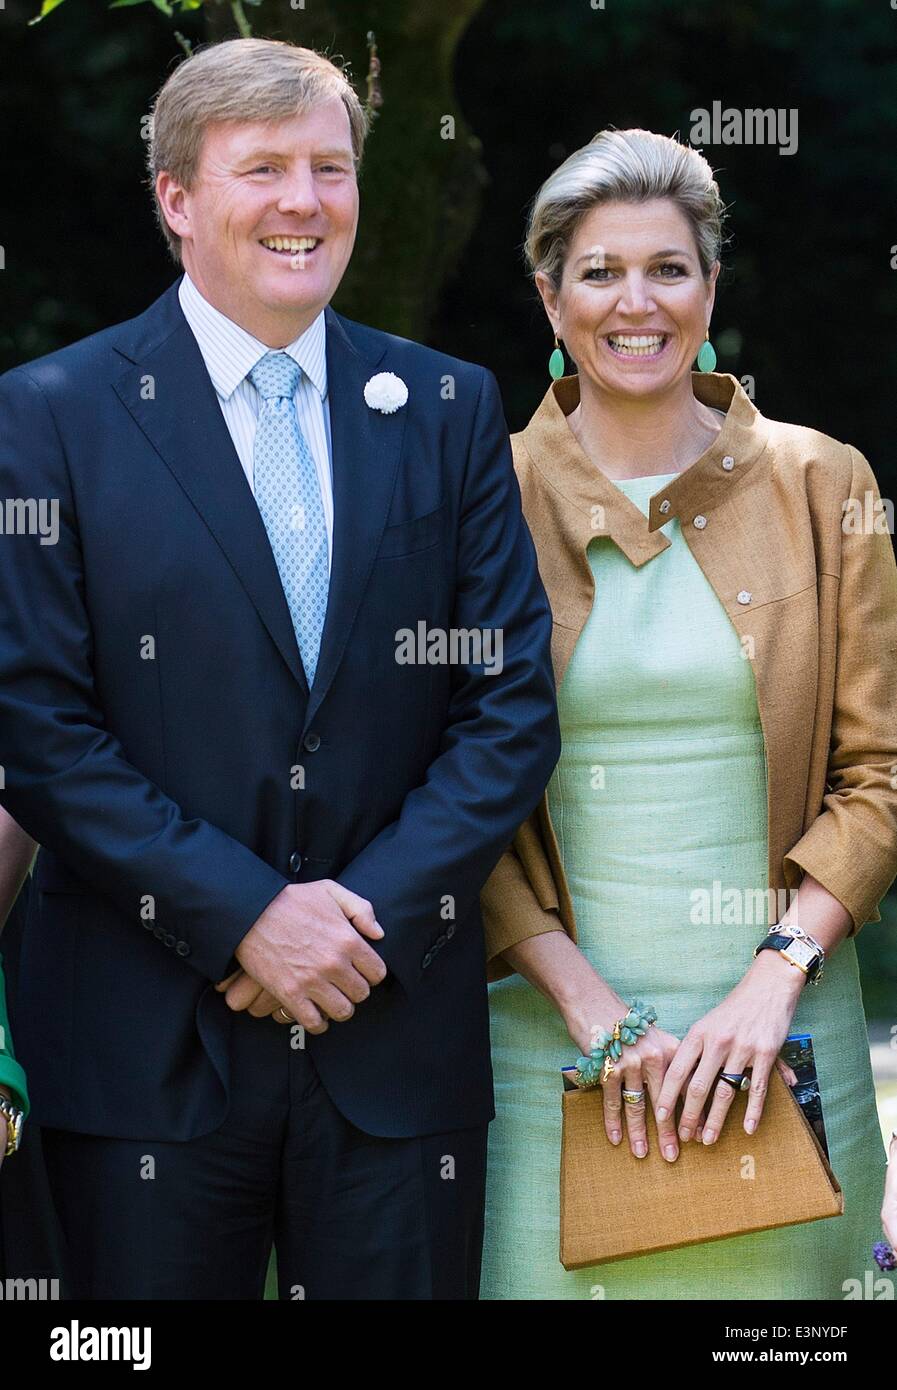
left=303, top=307, right=406, bottom=726
left=112, top=288, right=407, bottom=713
left=112, top=285, right=308, bottom=691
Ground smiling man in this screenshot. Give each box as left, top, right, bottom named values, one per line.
left=0, top=39, right=559, bottom=1300
left=154, top=89, right=361, bottom=346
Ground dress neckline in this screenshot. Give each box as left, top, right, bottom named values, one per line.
left=613, top=471, right=680, bottom=485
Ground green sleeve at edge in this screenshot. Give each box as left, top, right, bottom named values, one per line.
left=0, top=956, right=29, bottom=1119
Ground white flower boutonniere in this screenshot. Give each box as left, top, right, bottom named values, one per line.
left=364, top=372, right=409, bottom=415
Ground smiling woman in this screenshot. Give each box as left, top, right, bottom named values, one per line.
left=479, top=127, right=897, bottom=1302
left=536, top=196, right=725, bottom=481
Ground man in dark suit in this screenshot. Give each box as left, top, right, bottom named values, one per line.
left=0, top=38, right=558, bottom=1299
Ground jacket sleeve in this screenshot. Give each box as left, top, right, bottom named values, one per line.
left=337, top=369, right=561, bottom=994
left=783, top=445, right=897, bottom=934
left=0, top=367, right=290, bottom=983
left=481, top=810, right=569, bottom=982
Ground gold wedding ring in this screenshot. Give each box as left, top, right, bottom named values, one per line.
left=275, top=1006, right=294, bottom=1024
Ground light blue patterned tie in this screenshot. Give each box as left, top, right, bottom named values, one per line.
left=249, top=351, right=329, bottom=686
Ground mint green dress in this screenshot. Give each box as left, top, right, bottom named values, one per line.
left=482, top=470, right=888, bottom=1301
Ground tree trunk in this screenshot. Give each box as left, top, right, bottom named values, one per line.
left=205, top=0, right=486, bottom=340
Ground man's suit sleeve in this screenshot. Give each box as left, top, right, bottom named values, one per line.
left=0, top=368, right=289, bottom=982
left=337, top=367, right=561, bottom=993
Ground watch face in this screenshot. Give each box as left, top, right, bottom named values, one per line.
left=785, top=939, right=816, bottom=970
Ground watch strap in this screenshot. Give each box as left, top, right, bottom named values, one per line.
left=755, top=931, right=823, bottom=983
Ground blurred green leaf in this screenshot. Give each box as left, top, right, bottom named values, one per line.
left=27, top=0, right=67, bottom=26
left=108, top=0, right=151, bottom=7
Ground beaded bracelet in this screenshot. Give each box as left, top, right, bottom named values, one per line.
left=574, top=999, right=658, bottom=1087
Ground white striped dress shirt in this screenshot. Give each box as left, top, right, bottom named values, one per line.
left=178, top=272, right=334, bottom=574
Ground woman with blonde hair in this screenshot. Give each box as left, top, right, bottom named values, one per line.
left=481, top=128, right=897, bottom=1299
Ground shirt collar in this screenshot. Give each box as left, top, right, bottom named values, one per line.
left=516, top=371, right=770, bottom=566
left=178, top=272, right=328, bottom=403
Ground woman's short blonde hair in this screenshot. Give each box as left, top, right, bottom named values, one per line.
left=524, top=128, right=726, bottom=287
left=148, top=38, right=369, bottom=263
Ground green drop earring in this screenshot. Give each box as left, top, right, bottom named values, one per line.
left=696, top=329, right=717, bottom=373
left=548, top=334, right=566, bottom=381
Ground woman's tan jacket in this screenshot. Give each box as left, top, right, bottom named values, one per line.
left=481, top=371, right=897, bottom=982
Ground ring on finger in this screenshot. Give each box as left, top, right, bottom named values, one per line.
left=719, top=1071, right=750, bottom=1092
left=275, top=1006, right=294, bottom=1024
left=622, top=1088, right=646, bottom=1105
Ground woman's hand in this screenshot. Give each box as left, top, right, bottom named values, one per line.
left=598, top=1025, right=684, bottom=1162
left=498, top=933, right=685, bottom=1161
left=656, top=949, right=804, bottom=1145
left=564, top=997, right=682, bottom=1162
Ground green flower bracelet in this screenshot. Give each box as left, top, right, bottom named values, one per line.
left=574, top=999, right=658, bottom=1087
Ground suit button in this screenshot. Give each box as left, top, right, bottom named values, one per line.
left=722, top=455, right=735, bottom=471
left=435, top=934, right=446, bottom=949
left=693, top=514, right=707, bottom=529
left=446, top=923, right=456, bottom=939
left=659, top=499, right=671, bottom=514
left=421, top=951, right=433, bottom=969
left=289, top=851, right=303, bottom=874
left=737, top=590, right=752, bottom=605
left=164, top=932, right=176, bottom=948
left=153, top=926, right=164, bottom=940
left=175, top=941, right=190, bottom=957
left=303, top=732, right=321, bottom=752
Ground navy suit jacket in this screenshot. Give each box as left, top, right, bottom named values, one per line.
left=0, top=279, right=559, bottom=1140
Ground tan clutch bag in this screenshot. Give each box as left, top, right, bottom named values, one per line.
left=560, top=1068, right=843, bottom=1270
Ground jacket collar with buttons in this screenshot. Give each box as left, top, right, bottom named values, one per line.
left=516, top=369, right=768, bottom=561
left=512, top=370, right=777, bottom=685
